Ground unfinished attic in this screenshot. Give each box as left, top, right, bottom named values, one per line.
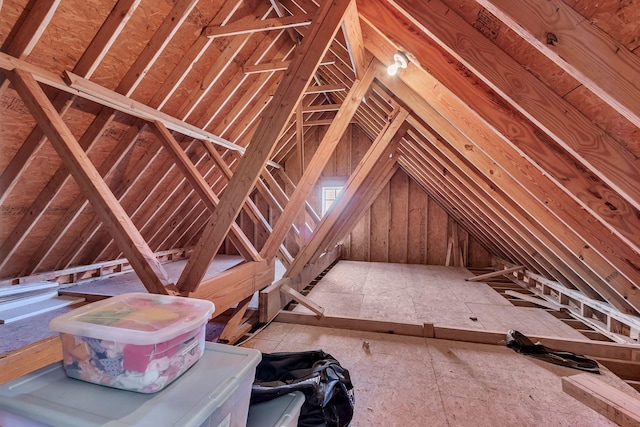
left=1, top=0, right=640, bottom=424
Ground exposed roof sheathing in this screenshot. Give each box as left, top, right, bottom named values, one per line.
left=0, top=0, right=638, bottom=319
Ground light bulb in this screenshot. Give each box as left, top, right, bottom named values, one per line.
left=387, top=52, right=409, bottom=76
left=387, top=63, right=400, bottom=76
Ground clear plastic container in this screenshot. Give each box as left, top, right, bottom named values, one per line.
left=48, top=292, right=214, bottom=393
left=0, top=343, right=261, bottom=427
left=247, top=392, right=305, bottom=427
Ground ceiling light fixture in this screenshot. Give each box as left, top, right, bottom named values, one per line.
left=387, top=52, right=408, bottom=76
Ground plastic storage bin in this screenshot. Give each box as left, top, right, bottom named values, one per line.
left=247, top=392, right=305, bottom=427
left=48, top=292, right=214, bottom=393
left=0, top=342, right=261, bottom=427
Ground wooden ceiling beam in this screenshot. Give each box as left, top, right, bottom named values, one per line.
left=477, top=0, right=640, bottom=128
left=260, top=59, right=379, bottom=259
left=305, top=84, right=345, bottom=94
left=152, top=122, right=261, bottom=262
left=204, top=15, right=312, bottom=38
left=341, top=0, right=366, bottom=77
left=9, top=69, right=174, bottom=294
left=176, top=0, right=354, bottom=293
left=368, top=0, right=640, bottom=221
left=303, top=103, right=342, bottom=113
left=243, top=58, right=335, bottom=74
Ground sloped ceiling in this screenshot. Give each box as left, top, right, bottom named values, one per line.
left=0, top=0, right=639, bottom=316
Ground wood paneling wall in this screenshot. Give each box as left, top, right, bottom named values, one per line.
left=268, top=124, right=493, bottom=268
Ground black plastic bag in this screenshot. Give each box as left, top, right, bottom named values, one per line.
left=251, top=350, right=355, bottom=427
left=506, top=330, right=600, bottom=373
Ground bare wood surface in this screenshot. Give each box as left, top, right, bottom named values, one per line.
left=0, top=336, right=62, bottom=385
left=177, top=0, right=354, bottom=293
left=466, top=266, right=524, bottom=282
left=260, top=60, right=379, bottom=259
left=562, top=373, right=640, bottom=426
left=9, top=70, right=173, bottom=294
left=477, top=0, right=640, bottom=129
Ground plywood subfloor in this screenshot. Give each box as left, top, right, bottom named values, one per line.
left=242, top=261, right=638, bottom=426
left=292, top=261, right=586, bottom=339
left=243, top=323, right=632, bottom=426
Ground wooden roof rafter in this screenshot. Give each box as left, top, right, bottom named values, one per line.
left=477, top=0, right=640, bottom=129
left=362, top=11, right=640, bottom=315
left=391, top=80, right=640, bottom=314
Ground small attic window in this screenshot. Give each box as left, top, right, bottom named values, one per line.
left=322, top=186, right=343, bottom=215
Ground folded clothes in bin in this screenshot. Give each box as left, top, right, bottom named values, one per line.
left=49, top=293, right=215, bottom=393
left=251, top=350, right=355, bottom=427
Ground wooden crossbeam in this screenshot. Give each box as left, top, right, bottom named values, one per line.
left=176, top=0, right=353, bottom=293
left=189, top=260, right=274, bottom=315
left=305, top=84, right=345, bottom=94
left=243, top=58, right=335, bottom=74
left=303, top=103, right=342, bottom=113
left=466, top=266, right=525, bottom=282
left=9, top=70, right=174, bottom=295
left=562, top=373, right=640, bottom=426
left=260, top=60, right=379, bottom=259
left=205, top=15, right=312, bottom=38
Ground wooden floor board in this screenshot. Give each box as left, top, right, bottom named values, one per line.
left=246, top=261, right=637, bottom=425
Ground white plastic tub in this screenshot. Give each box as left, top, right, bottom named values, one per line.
left=0, top=342, right=261, bottom=427
left=247, top=392, right=305, bottom=427
left=48, top=292, right=214, bottom=393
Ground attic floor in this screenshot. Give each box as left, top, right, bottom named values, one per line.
left=242, top=261, right=636, bottom=426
